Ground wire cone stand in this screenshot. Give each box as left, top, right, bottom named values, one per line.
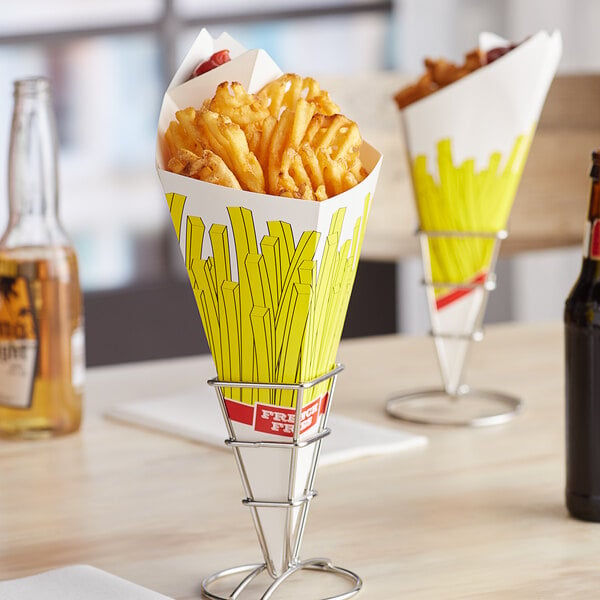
left=387, top=229, right=523, bottom=427
left=201, top=365, right=362, bottom=600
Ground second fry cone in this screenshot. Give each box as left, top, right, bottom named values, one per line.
left=399, top=30, right=561, bottom=393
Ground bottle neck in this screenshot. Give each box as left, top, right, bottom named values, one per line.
left=4, top=77, right=66, bottom=248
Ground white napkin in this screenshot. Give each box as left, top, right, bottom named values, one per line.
left=107, top=388, right=426, bottom=466
left=0, top=565, right=171, bottom=599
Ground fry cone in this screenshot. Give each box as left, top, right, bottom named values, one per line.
left=156, top=30, right=382, bottom=577
left=400, top=30, right=561, bottom=393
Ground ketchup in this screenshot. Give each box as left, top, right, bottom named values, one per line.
left=485, top=43, right=519, bottom=65
left=190, top=50, right=231, bottom=78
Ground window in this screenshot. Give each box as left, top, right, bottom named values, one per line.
left=0, top=1, right=392, bottom=292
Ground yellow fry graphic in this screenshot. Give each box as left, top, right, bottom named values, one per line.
left=310, top=232, right=341, bottom=376
left=352, top=195, right=371, bottom=272
left=246, top=254, right=271, bottom=314
left=274, top=231, right=319, bottom=368
left=221, top=281, right=241, bottom=401
left=276, top=231, right=319, bottom=322
left=245, top=253, right=274, bottom=403
left=209, top=224, right=231, bottom=290
left=298, top=261, right=317, bottom=383
left=196, top=290, right=217, bottom=360
left=229, top=207, right=259, bottom=403
left=172, top=195, right=372, bottom=408
left=276, top=283, right=311, bottom=406
left=186, top=216, right=204, bottom=273
left=412, top=133, right=533, bottom=297
left=251, top=306, right=274, bottom=404
left=260, top=236, right=281, bottom=308
left=191, top=259, right=222, bottom=371
left=166, top=192, right=186, bottom=241
left=267, top=221, right=294, bottom=280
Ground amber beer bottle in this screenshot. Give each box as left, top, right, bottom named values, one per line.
left=0, top=77, right=84, bottom=438
left=564, top=149, right=600, bottom=520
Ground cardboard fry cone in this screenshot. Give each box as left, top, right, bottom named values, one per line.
left=156, top=30, right=382, bottom=576
left=400, top=30, right=562, bottom=393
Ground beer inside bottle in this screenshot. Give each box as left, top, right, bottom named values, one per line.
left=565, top=149, right=600, bottom=521
left=0, top=77, right=84, bottom=438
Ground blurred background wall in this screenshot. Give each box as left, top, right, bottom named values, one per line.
left=0, top=0, right=596, bottom=362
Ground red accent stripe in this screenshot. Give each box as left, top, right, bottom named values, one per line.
left=224, top=398, right=254, bottom=425
left=224, top=392, right=330, bottom=430
left=592, top=221, right=600, bottom=259
left=435, top=272, right=487, bottom=310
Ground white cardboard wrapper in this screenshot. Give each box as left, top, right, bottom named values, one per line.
left=402, top=30, right=562, bottom=172
left=400, top=30, right=561, bottom=393
left=156, top=31, right=382, bottom=576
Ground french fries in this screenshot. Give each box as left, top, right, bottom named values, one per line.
left=394, top=51, right=484, bottom=109
left=208, top=81, right=269, bottom=131
left=394, top=42, right=521, bottom=109
left=164, top=73, right=368, bottom=200
left=257, top=73, right=340, bottom=118
left=168, top=148, right=241, bottom=190
left=196, top=109, right=265, bottom=193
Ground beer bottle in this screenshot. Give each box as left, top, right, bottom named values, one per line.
left=0, top=77, right=85, bottom=438
left=565, top=148, right=600, bottom=520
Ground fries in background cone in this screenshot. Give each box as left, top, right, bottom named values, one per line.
left=156, top=30, right=382, bottom=577
left=397, top=30, right=561, bottom=393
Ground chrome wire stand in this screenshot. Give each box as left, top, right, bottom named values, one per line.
left=386, top=386, right=522, bottom=427
left=202, top=365, right=362, bottom=600
left=387, top=229, right=523, bottom=427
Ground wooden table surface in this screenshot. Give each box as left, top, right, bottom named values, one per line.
left=2, top=320, right=596, bottom=599
left=326, top=73, right=600, bottom=261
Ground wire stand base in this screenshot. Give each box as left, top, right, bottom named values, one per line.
left=205, top=365, right=362, bottom=597
left=388, top=228, right=524, bottom=427
left=201, top=558, right=362, bottom=600
left=386, top=386, right=522, bottom=427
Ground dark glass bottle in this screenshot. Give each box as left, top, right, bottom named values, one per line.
left=565, top=149, right=600, bottom=521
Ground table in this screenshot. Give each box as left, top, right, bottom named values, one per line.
left=323, top=73, right=600, bottom=261
left=0, top=321, right=591, bottom=599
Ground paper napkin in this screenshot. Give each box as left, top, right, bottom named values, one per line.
left=0, top=565, right=171, bottom=600
left=107, top=388, right=426, bottom=466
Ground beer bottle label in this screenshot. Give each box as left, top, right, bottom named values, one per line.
left=584, top=220, right=600, bottom=260
left=0, top=276, right=38, bottom=409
